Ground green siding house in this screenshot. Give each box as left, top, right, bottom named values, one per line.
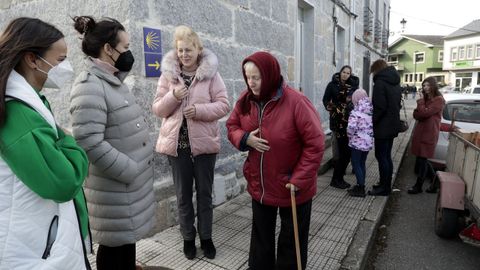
left=388, top=35, right=447, bottom=88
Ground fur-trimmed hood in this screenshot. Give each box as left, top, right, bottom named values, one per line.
left=161, top=48, right=218, bottom=82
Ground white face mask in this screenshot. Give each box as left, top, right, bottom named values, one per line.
left=37, top=56, right=74, bottom=89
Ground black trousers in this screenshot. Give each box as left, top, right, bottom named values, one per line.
left=96, top=243, right=136, bottom=270
left=249, top=199, right=312, bottom=270
left=416, top=156, right=428, bottom=179
left=332, top=136, right=351, bottom=181
left=168, top=148, right=217, bottom=241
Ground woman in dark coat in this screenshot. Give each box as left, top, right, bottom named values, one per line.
left=322, top=65, right=359, bottom=189
left=368, top=59, right=402, bottom=196
left=408, top=77, right=445, bottom=194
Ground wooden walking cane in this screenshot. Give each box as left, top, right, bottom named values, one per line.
left=290, top=185, right=302, bottom=270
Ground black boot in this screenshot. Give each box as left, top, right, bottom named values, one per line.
left=348, top=185, right=366, bottom=197
left=183, top=240, right=196, bottom=260
left=367, top=186, right=390, bottom=196
left=200, top=239, right=216, bottom=259
left=408, top=178, right=424, bottom=194
left=426, top=175, right=439, bottom=193
left=330, top=178, right=351, bottom=189
left=367, top=180, right=391, bottom=196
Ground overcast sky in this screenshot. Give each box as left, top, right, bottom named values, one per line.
left=389, top=0, right=479, bottom=39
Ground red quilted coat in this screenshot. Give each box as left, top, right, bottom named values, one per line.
left=411, top=95, right=445, bottom=158
left=226, top=52, right=325, bottom=207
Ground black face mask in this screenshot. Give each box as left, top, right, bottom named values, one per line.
left=112, top=48, right=135, bottom=72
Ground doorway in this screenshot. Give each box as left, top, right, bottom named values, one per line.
left=296, top=1, right=314, bottom=100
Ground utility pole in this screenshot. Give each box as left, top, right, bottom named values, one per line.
left=414, top=50, right=418, bottom=89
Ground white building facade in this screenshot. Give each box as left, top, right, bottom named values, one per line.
left=443, top=20, right=480, bottom=91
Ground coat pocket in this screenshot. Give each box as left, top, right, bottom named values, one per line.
left=42, top=215, right=59, bottom=259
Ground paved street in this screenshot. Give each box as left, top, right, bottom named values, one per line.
left=87, top=99, right=417, bottom=270
left=368, top=147, right=480, bottom=270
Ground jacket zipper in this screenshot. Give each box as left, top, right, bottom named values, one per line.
left=42, top=215, right=59, bottom=259
left=184, top=76, right=196, bottom=162
left=258, top=99, right=275, bottom=204
left=73, top=196, right=93, bottom=270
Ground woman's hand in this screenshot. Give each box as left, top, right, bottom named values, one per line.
left=246, top=128, right=270, bottom=152
left=184, top=105, right=196, bottom=119
left=173, top=86, right=188, bottom=100
left=285, top=183, right=299, bottom=192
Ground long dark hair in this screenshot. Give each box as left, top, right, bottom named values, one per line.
left=422, top=76, right=442, bottom=99
left=0, top=17, right=64, bottom=126
left=73, top=16, right=125, bottom=57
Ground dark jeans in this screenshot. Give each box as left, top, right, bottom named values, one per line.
left=332, top=136, right=351, bottom=182
left=249, top=199, right=312, bottom=270
left=374, top=138, right=394, bottom=190
left=96, top=243, right=135, bottom=270
left=168, top=148, right=217, bottom=241
left=351, top=148, right=369, bottom=186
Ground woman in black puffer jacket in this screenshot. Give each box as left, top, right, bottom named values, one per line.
left=367, top=59, right=402, bottom=196
left=323, top=65, right=359, bottom=189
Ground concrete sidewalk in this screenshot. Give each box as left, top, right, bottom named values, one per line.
left=87, top=99, right=417, bottom=270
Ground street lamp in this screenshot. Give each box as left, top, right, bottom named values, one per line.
left=400, top=18, right=407, bottom=33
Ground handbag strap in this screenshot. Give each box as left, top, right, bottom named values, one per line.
left=401, top=98, right=408, bottom=120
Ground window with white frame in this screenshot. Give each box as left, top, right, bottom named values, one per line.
left=438, top=50, right=443, bottom=62
left=403, top=73, right=424, bottom=83
left=451, top=47, right=458, bottom=61
left=414, top=52, right=425, bottom=63
left=388, top=55, right=398, bottom=62
left=466, top=45, right=474, bottom=59
left=459, top=46, right=465, bottom=60
left=476, top=44, right=480, bottom=59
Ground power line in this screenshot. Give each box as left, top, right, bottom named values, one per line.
left=390, top=10, right=480, bottom=35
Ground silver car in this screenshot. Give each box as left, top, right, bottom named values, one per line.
left=431, top=93, right=480, bottom=167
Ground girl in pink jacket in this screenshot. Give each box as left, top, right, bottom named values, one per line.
left=347, top=89, right=373, bottom=197
left=152, top=25, right=229, bottom=260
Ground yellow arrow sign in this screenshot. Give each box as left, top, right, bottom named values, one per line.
left=148, top=61, right=161, bottom=70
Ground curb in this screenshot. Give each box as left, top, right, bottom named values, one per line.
left=339, top=125, right=414, bottom=270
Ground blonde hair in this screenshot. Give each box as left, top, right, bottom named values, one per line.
left=173, top=25, right=203, bottom=50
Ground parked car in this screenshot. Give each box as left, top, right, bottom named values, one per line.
left=439, top=85, right=455, bottom=94
left=431, top=93, right=480, bottom=167
left=465, top=85, right=480, bottom=94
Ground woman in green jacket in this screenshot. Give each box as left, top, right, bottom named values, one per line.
left=0, top=18, right=90, bottom=270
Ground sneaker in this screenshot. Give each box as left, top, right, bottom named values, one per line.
left=183, top=240, right=196, bottom=260
left=348, top=185, right=366, bottom=197
left=200, top=239, right=216, bottom=259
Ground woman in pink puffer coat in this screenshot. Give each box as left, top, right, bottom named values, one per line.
left=152, top=25, right=229, bottom=260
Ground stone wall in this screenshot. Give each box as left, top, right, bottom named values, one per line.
left=0, top=0, right=389, bottom=234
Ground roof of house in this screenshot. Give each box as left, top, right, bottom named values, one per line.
left=445, top=19, right=480, bottom=39
left=389, top=34, right=444, bottom=49
left=402, top=35, right=444, bottom=46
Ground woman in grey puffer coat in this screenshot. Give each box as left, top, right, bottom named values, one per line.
left=70, top=16, right=154, bottom=270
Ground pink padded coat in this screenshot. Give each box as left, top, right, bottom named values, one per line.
left=152, top=48, right=230, bottom=157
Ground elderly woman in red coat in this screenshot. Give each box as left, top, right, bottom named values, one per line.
left=226, top=51, right=325, bottom=270
left=408, top=77, right=445, bottom=194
